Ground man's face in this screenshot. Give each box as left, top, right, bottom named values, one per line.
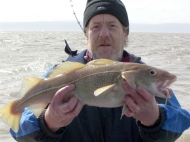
left=86, top=14, right=128, bottom=61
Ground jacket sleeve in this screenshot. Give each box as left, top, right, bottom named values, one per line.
left=138, top=90, right=190, bottom=142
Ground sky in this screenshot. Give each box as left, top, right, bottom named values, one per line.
left=0, top=0, right=189, bottom=24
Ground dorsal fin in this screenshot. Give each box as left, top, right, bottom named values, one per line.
left=87, top=59, right=116, bottom=66
left=46, top=62, right=85, bottom=78
left=21, top=77, right=42, bottom=96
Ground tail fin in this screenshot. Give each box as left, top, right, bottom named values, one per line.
left=0, top=101, right=22, bottom=132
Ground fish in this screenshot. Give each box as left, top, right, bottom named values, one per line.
left=0, top=59, right=177, bottom=132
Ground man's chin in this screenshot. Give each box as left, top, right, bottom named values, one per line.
left=95, top=55, right=119, bottom=61
left=99, top=45, right=112, bottom=48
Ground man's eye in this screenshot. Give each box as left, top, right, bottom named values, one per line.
left=111, top=24, right=116, bottom=27
left=91, top=25, right=100, bottom=31
left=109, top=24, right=117, bottom=28
left=92, top=25, right=99, bottom=29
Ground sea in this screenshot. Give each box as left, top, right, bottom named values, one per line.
left=0, top=31, right=189, bottom=141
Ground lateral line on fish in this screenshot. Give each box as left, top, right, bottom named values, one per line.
left=15, top=70, right=122, bottom=109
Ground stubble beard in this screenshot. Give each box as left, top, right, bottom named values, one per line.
left=91, top=47, right=123, bottom=61
left=89, top=39, right=124, bottom=61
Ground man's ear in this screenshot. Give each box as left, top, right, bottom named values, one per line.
left=85, top=32, right=88, bottom=40
left=124, top=33, right=128, bottom=42
left=84, top=27, right=88, bottom=39
left=85, top=33, right=89, bottom=45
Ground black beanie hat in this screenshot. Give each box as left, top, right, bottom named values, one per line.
left=83, top=0, right=129, bottom=29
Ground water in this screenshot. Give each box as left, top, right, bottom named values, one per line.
left=0, top=31, right=189, bottom=141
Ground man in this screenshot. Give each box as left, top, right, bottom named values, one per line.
left=10, top=0, right=190, bottom=142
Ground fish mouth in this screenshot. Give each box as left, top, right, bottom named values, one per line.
left=158, top=78, right=177, bottom=98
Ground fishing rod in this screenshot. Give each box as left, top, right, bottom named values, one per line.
left=69, top=0, right=85, bottom=33
left=64, top=0, right=85, bottom=56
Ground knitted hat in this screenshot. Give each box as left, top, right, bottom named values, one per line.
left=83, top=0, right=129, bottom=29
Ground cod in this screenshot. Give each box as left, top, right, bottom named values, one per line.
left=0, top=59, right=176, bottom=132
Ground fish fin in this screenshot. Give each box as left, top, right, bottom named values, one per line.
left=122, top=71, right=137, bottom=89
left=94, top=84, right=116, bottom=96
left=0, top=101, right=21, bottom=133
left=27, top=103, right=48, bottom=118
left=47, top=62, right=85, bottom=78
left=87, top=59, right=116, bottom=66
left=165, top=98, right=168, bottom=105
left=21, top=77, right=43, bottom=96
left=121, top=104, right=128, bottom=119
left=114, top=75, right=123, bottom=85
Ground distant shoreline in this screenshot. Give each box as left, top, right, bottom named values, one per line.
left=0, top=21, right=190, bottom=33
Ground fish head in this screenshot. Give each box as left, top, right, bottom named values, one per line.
left=122, top=64, right=177, bottom=98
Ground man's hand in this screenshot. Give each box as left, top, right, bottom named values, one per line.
left=45, top=84, right=83, bottom=132
left=123, top=81, right=160, bottom=126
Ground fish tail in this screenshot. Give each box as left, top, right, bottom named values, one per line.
left=0, top=100, right=22, bottom=132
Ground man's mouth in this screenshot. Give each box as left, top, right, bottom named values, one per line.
left=99, top=44, right=111, bottom=48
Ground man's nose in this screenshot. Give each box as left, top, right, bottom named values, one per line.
left=99, top=26, right=110, bottom=38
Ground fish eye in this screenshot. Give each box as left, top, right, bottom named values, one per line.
left=149, top=70, right=157, bottom=76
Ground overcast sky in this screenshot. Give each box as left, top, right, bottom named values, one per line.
left=0, top=0, right=189, bottom=24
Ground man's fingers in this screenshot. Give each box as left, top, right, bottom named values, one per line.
left=136, top=86, right=155, bottom=102
left=60, top=96, right=78, bottom=114
left=123, top=81, right=136, bottom=95
left=64, top=100, right=83, bottom=117
left=53, top=84, right=75, bottom=105
left=123, top=81, right=155, bottom=104
left=125, top=95, right=141, bottom=114
left=123, top=81, right=144, bottom=104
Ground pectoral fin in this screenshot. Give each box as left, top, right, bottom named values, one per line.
left=94, top=74, right=125, bottom=97
left=94, top=84, right=116, bottom=96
